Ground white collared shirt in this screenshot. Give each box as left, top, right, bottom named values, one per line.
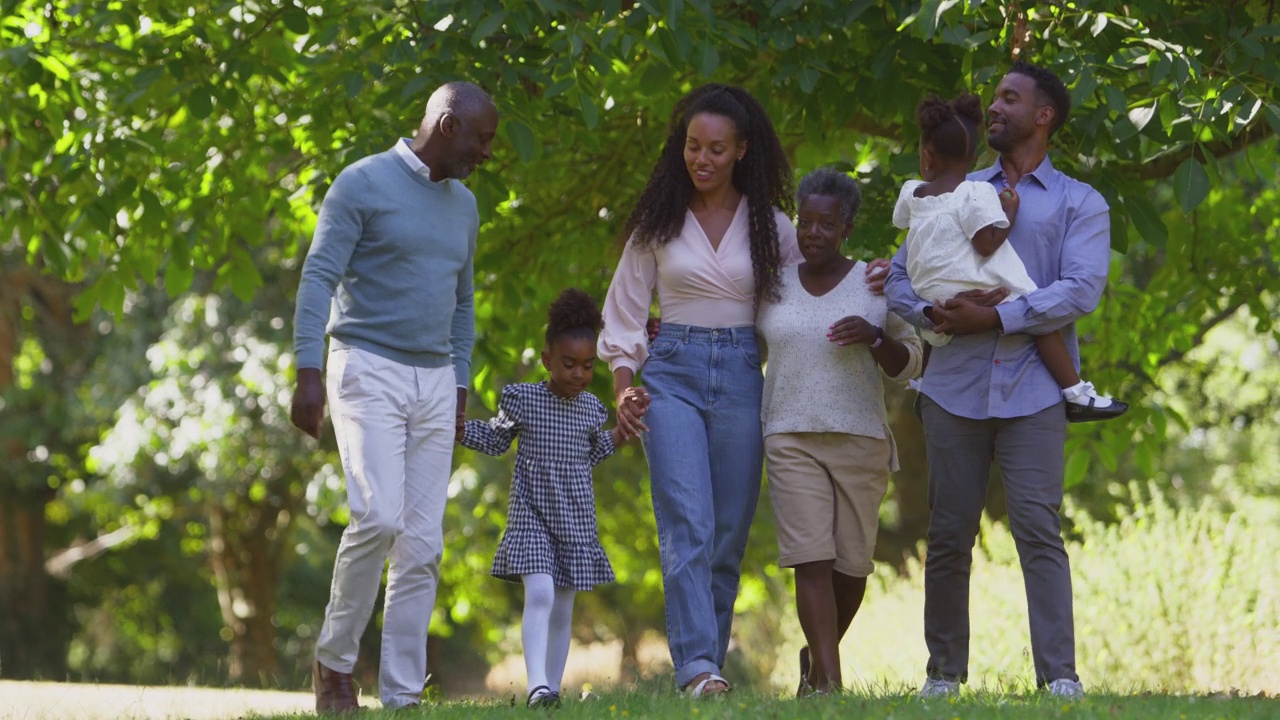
left=392, top=138, right=433, bottom=179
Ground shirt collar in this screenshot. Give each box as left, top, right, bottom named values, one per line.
left=392, top=138, right=433, bottom=178
left=977, top=153, right=1058, bottom=190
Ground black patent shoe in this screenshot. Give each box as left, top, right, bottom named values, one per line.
left=1066, top=397, right=1130, bottom=423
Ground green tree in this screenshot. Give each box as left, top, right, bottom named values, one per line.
left=3, top=0, right=1279, bottom=682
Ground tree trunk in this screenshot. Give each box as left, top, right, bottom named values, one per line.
left=0, top=488, right=66, bottom=678
left=207, top=483, right=299, bottom=686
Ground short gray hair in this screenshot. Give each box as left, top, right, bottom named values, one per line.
left=797, top=169, right=861, bottom=224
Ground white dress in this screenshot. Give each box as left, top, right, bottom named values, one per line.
left=892, top=180, right=1038, bottom=346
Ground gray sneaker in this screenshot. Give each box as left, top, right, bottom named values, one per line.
left=1047, top=678, right=1084, bottom=700
left=918, top=677, right=961, bottom=699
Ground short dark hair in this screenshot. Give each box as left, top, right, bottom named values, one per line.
left=916, top=93, right=984, bottom=163
left=1009, top=61, right=1071, bottom=135
left=797, top=169, right=861, bottom=224
left=545, top=288, right=603, bottom=348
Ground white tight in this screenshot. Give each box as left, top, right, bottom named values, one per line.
left=521, top=573, right=576, bottom=694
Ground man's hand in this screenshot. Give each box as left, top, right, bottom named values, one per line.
left=955, top=288, right=1010, bottom=307
left=291, top=368, right=325, bottom=439
left=864, top=258, right=890, bottom=295
left=931, top=296, right=1003, bottom=336
left=827, top=315, right=879, bottom=346
left=456, top=387, right=467, bottom=443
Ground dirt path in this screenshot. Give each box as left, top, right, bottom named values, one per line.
left=0, top=681, right=315, bottom=720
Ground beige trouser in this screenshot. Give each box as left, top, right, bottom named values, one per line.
left=314, top=346, right=455, bottom=708
left=765, top=432, right=893, bottom=577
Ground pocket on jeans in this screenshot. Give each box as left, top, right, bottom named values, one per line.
left=335, top=348, right=366, bottom=398
left=648, top=339, right=681, bottom=361
left=737, top=341, right=762, bottom=369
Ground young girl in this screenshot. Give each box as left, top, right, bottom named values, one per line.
left=460, top=288, right=647, bottom=708
left=893, top=92, right=1127, bottom=422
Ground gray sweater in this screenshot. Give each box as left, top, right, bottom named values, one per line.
left=294, top=146, right=477, bottom=387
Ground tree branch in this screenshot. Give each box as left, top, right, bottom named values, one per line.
left=1136, top=120, right=1274, bottom=180
left=44, top=525, right=140, bottom=579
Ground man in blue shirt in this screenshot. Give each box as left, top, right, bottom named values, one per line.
left=885, top=62, right=1107, bottom=700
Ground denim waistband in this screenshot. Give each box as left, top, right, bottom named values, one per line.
left=654, top=322, right=756, bottom=345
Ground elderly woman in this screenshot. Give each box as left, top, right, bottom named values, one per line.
left=756, top=169, right=922, bottom=695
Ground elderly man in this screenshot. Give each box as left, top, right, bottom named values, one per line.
left=291, top=81, right=497, bottom=712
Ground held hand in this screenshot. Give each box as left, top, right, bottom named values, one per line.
left=646, top=316, right=662, bottom=343
left=999, top=185, right=1020, bottom=223
left=932, top=297, right=1002, bottom=336
left=954, top=287, right=1010, bottom=308
left=290, top=368, right=326, bottom=440
left=864, top=258, right=890, bottom=295
left=827, top=316, right=879, bottom=346
left=615, top=386, right=650, bottom=439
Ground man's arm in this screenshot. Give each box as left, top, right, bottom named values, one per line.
left=450, top=215, right=478, bottom=440
left=883, top=243, right=934, bottom=331
left=291, top=170, right=365, bottom=439
left=995, top=191, right=1110, bottom=336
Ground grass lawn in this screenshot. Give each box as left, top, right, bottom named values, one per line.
left=253, top=687, right=1279, bottom=720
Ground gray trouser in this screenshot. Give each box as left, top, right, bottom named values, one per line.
left=919, top=394, right=1078, bottom=685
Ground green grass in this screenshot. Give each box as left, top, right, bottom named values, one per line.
left=252, top=686, right=1278, bottom=720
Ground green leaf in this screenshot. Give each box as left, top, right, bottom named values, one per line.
left=471, top=11, right=506, bottom=45
left=1064, top=449, right=1090, bottom=489
left=797, top=67, right=819, bottom=93
left=579, top=92, right=599, bottom=130
left=697, top=43, right=719, bottom=77
left=1124, top=192, right=1168, bottom=248
left=1171, top=156, right=1209, bottom=214
left=1264, top=104, right=1280, bottom=137
left=186, top=86, right=213, bottom=119
left=282, top=6, right=309, bottom=34
left=1127, top=103, right=1156, bottom=132
left=342, top=72, right=363, bottom=99
left=504, top=119, right=537, bottom=162
left=164, top=258, right=194, bottom=295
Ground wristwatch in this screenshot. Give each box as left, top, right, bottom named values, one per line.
left=870, top=326, right=884, bottom=348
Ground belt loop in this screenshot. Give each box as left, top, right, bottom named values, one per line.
left=729, top=327, right=739, bottom=346
left=681, top=324, right=691, bottom=343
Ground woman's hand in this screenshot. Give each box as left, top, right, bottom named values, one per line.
left=827, top=316, right=879, bottom=346
left=615, top=385, right=650, bottom=439
left=864, top=258, right=890, bottom=295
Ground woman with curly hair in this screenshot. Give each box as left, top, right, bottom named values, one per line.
left=597, top=83, right=799, bottom=697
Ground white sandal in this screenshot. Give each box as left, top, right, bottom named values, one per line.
left=689, top=673, right=731, bottom=698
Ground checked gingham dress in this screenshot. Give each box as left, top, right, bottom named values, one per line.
left=461, top=382, right=617, bottom=590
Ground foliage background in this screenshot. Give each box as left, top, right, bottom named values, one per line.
left=1, top=0, right=1277, bottom=695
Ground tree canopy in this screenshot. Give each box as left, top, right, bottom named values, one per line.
left=2, top=0, right=1278, bottom=686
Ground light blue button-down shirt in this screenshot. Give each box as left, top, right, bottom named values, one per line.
left=885, top=155, right=1111, bottom=420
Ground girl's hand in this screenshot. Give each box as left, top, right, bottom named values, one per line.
left=827, top=316, right=879, bottom=346
left=615, top=386, right=650, bottom=439
left=999, top=185, right=1020, bottom=223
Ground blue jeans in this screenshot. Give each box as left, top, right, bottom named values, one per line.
left=641, top=323, right=764, bottom=688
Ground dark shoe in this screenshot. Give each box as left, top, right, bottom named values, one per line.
left=314, top=660, right=360, bottom=714
left=797, top=647, right=811, bottom=697
left=527, top=685, right=560, bottom=709
left=1066, top=397, right=1129, bottom=423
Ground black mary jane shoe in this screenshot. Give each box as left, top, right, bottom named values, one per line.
left=527, top=686, right=560, bottom=709
left=1066, top=397, right=1130, bottom=423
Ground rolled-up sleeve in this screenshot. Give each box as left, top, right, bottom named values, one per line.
left=996, top=190, right=1110, bottom=336
left=598, top=238, right=657, bottom=374
left=882, top=311, right=923, bottom=383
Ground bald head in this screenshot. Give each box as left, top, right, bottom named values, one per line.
left=422, top=81, right=496, bottom=130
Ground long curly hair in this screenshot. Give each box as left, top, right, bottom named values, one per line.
left=917, top=92, right=984, bottom=163
left=621, top=83, right=794, bottom=307
left=545, top=288, right=604, bottom=348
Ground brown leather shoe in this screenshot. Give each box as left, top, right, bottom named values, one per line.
left=314, top=660, right=359, bottom=714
